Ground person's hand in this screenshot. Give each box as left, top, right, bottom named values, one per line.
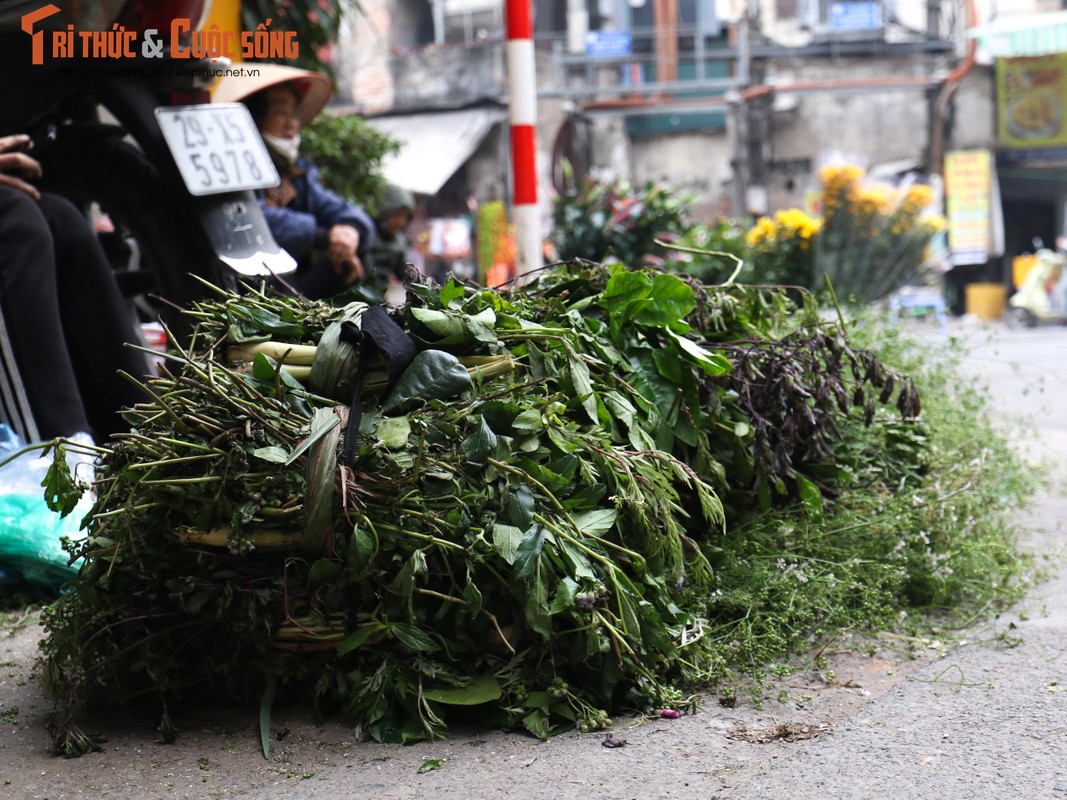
left=326, top=224, right=365, bottom=284
left=0, top=134, right=42, bottom=201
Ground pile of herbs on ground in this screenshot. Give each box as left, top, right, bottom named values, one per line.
left=37, top=262, right=1030, bottom=756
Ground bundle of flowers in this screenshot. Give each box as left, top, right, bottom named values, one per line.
left=744, top=208, right=822, bottom=287
left=814, top=165, right=945, bottom=303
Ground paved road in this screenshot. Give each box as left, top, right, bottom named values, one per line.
left=723, top=319, right=1067, bottom=799
left=953, top=321, right=1067, bottom=457
left=0, top=320, right=1063, bottom=799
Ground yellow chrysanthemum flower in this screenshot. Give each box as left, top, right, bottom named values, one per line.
left=779, top=209, right=821, bottom=239
left=819, top=164, right=864, bottom=188
left=854, top=184, right=893, bottom=215
left=904, top=184, right=935, bottom=210
left=746, top=216, right=778, bottom=247
left=923, top=215, right=947, bottom=234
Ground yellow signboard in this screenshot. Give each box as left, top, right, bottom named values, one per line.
left=997, top=54, right=1067, bottom=149
left=944, top=149, right=991, bottom=266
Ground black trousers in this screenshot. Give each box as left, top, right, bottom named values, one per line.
left=0, top=186, right=150, bottom=440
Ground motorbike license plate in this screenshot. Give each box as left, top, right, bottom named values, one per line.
left=155, top=104, right=279, bottom=196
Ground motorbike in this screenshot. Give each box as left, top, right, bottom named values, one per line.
left=0, top=0, right=295, bottom=320
left=1006, top=248, right=1067, bottom=329
left=0, top=0, right=296, bottom=440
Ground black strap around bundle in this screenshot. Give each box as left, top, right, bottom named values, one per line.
left=338, top=305, right=417, bottom=466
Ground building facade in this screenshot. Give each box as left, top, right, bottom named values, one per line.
left=336, top=0, right=1067, bottom=298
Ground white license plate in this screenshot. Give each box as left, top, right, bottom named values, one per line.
left=155, top=104, right=279, bottom=196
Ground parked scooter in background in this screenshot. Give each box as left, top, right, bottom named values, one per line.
left=1006, top=247, right=1067, bottom=329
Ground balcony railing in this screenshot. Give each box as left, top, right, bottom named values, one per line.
left=536, top=24, right=749, bottom=102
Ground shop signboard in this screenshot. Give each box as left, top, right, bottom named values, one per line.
left=997, top=53, right=1067, bottom=163
left=828, top=2, right=882, bottom=31
left=584, top=30, right=632, bottom=58
left=944, top=149, right=993, bottom=266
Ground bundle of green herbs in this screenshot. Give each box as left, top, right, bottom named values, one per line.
left=38, top=263, right=1022, bottom=757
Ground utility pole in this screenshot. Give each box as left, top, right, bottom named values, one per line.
left=926, top=0, right=941, bottom=40
left=727, top=11, right=753, bottom=217
left=505, top=0, right=543, bottom=276
left=925, top=0, right=942, bottom=173
left=653, top=0, right=679, bottom=87
left=432, top=0, right=445, bottom=45
left=727, top=89, right=748, bottom=217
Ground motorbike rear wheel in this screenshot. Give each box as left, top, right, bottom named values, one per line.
left=1005, top=306, right=1037, bottom=329
left=36, top=135, right=227, bottom=342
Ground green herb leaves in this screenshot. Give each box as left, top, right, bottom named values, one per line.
left=39, top=262, right=933, bottom=754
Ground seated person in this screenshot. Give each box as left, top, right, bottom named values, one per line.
left=370, top=183, right=416, bottom=298
left=215, top=65, right=376, bottom=301
left=0, top=133, right=151, bottom=443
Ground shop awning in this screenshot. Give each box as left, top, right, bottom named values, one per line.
left=363, top=107, right=506, bottom=196
left=868, top=158, right=923, bottom=180
left=968, top=11, right=1067, bottom=57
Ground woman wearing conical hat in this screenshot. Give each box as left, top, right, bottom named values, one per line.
left=214, top=64, right=376, bottom=300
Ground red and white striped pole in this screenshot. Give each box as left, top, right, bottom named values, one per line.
left=504, top=0, right=542, bottom=277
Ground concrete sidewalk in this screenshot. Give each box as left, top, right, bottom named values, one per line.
left=0, top=321, right=1063, bottom=799
left=720, top=320, right=1067, bottom=798
left=720, top=483, right=1067, bottom=799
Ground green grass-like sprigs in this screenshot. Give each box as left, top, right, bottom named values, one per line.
left=680, top=320, right=1036, bottom=692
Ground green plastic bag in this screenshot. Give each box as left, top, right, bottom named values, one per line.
left=0, top=493, right=83, bottom=589
left=0, top=427, right=86, bottom=591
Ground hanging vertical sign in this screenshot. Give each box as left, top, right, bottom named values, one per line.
left=944, top=149, right=993, bottom=266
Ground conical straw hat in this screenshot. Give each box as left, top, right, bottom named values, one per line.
left=213, top=63, right=331, bottom=125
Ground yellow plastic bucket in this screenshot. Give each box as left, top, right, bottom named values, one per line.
left=964, top=283, right=1007, bottom=321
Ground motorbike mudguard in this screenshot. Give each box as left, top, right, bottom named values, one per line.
left=196, top=192, right=298, bottom=278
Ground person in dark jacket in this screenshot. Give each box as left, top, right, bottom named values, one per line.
left=215, top=65, right=376, bottom=300
left=370, top=183, right=415, bottom=292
